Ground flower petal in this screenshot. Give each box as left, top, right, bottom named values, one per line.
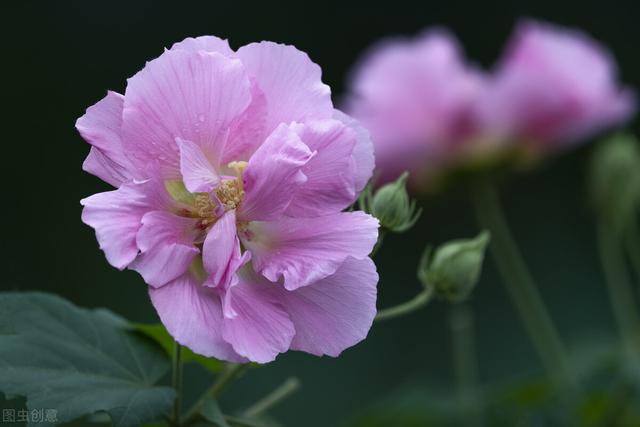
left=222, top=82, right=269, bottom=163
left=279, top=257, right=378, bottom=357
left=284, top=119, right=357, bottom=217
left=82, top=146, right=132, bottom=188
left=221, top=274, right=295, bottom=363
left=241, top=211, right=379, bottom=290
left=177, top=138, right=221, bottom=193
left=170, top=36, right=235, bottom=57
left=129, top=211, right=200, bottom=288
left=76, top=91, right=136, bottom=185
left=239, top=124, right=313, bottom=221
left=80, top=179, right=170, bottom=269
left=122, top=49, right=252, bottom=178
left=202, top=210, right=249, bottom=291
left=149, top=273, right=244, bottom=362
left=236, top=42, right=333, bottom=134
left=332, top=110, right=375, bottom=193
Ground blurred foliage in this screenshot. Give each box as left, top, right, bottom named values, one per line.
left=346, top=337, right=640, bottom=427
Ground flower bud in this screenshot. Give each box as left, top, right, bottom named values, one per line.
left=418, top=231, right=490, bottom=303
left=589, top=133, right=640, bottom=232
left=363, top=172, right=422, bottom=233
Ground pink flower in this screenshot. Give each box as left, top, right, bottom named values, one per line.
left=344, top=29, right=485, bottom=184
left=476, top=20, right=635, bottom=150
left=78, top=36, right=379, bottom=363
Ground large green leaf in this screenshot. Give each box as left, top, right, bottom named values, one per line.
left=131, top=323, right=224, bottom=373
left=0, top=292, right=175, bottom=427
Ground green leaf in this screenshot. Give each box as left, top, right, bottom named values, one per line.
left=131, top=323, right=224, bottom=373
left=0, top=292, right=175, bottom=427
left=201, top=398, right=230, bottom=427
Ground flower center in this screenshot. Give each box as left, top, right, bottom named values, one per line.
left=215, top=160, right=247, bottom=211
left=215, top=179, right=243, bottom=211
left=193, top=193, right=218, bottom=229
left=167, top=160, right=248, bottom=234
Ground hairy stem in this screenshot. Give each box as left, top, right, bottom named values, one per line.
left=470, top=180, right=575, bottom=389
left=243, top=377, right=301, bottom=419
left=183, top=363, right=250, bottom=426
left=624, top=220, right=640, bottom=290
left=450, top=304, right=483, bottom=427
left=375, top=286, right=434, bottom=322
left=596, top=220, right=640, bottom=360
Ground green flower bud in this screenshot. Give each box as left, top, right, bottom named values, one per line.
left=589, top=133, right=640, bottom=232
left=418, top=231, right=490, bottom=303
left=362, top=172, right=422, bottom=233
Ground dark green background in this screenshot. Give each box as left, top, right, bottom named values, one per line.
left=5, top=1, right=640, bottom=425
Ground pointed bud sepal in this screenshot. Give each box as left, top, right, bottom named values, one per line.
left=418, top=231, right=490, bottom=303
left=360, top=172, right=422, bottom=233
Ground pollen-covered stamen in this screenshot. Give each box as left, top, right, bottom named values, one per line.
left=216, top=161, right=248, bottom=211
left=216, top=180, right=243, bottom=211
left=194, top=193, right=217, bottom=229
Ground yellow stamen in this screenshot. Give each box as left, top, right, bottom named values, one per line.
left=227, top=161, right=248, bottom=192
left=194, top=193, right=216, bottom=219
left=216, top=179, right=243, bottom=211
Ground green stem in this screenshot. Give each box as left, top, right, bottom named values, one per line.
left=470, top=180, right=575, bottom=389
left=623, top=219, right=640, bottom=289
left=209, top=363, right=250, bottom=399
left=375, top=286, right=434, bottom=322
left=172, top=342, right=183, bottom=426
left=450, top=304, right=482, bottom=427
left=243, top=377, right=301, bottom=419
left=183, top=363, right=250, bottom=426
left=225, top=415, right=268, bottom=427
left=596, top=220, right=640, bottom=361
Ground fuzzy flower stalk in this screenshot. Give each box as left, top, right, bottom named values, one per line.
left=78, top=36, right=379, bottom=363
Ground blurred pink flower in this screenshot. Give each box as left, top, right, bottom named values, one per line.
left=476, top=20, right=635, bottom=151
left=78, top=36, right=379, bottom=363
left=345, top=29, right=485, bottom=184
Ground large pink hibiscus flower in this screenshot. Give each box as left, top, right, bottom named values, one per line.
left=78, top=36, right=379, bottom=363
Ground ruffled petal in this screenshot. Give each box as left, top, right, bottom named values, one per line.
left=149, top=273, right=244, bottom=362
left=202, top=210, right=249, bottom=292
left=76, top=91, right=136, bottom=185
left=170, top=36, right=235, bottom=57
left=122, top=49, right=252, bottom=178
left=129, top=211, right=200, bottom=288
left=239, top=123, right=313, bottom=221
left=177, top=138, right=220, bottom=193
left=80, top=179, right=170, bottom=269
left=332, top=110, right=375, bottom=193
left=284, top=119, right=357, bottom=217
left=236, top=42, right=333, bottom=134
left=279, top=257, right=378, bottom=357
left=82, top=146, right=132, bottom=188
left=222, top=82, right=268, bottom=163
left=241, top=211, right=379, bottom=290
left=221, top=273, right=295, bottom=363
